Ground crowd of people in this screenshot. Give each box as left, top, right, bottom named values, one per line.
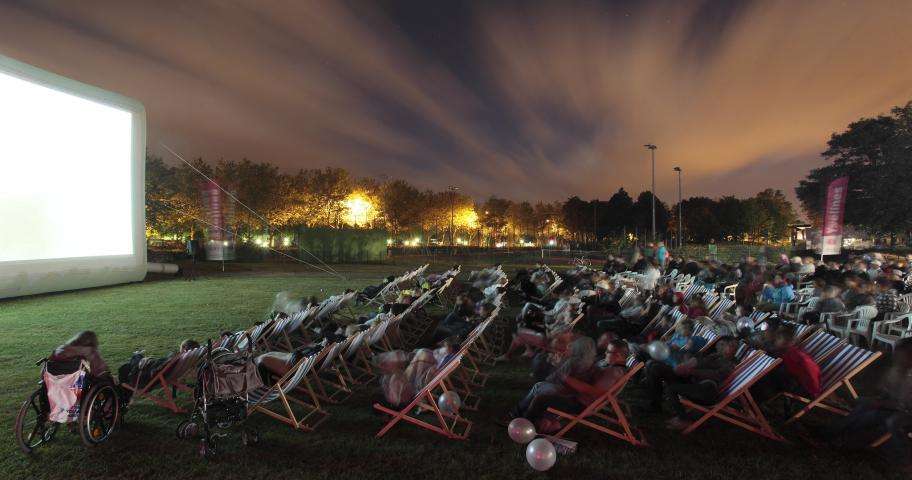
left=498, top=249, right=912, bottom=472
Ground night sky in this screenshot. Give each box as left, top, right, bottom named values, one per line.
left=1, top=0, right=911, bottom=205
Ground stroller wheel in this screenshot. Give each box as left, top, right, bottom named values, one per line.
left=199, top=438, right=216, bottom=459
left=242, top=429, right=260, bottom=446
left=176, top=420, right=197, bottom=440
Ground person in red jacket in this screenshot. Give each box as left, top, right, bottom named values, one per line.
left=751, top=326, right=821, bottom=403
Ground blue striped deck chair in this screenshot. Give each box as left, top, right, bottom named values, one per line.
left=708, top=298, right=735, bottom=320
left=639, top=304, right=671, bottom=336
left=734, top=342, right=756, bottom=362
left=374, top=353, right=472, bottom=439
left=702, top=291, right=720, bottom=310
left=797, top=329, right=845, bottom=364
left=247, top=347, right=331, bottom=431
left=693, top=324, right=721, bottom=354
left=784, top=343, right=882, bottom=424
left=748, top=311, right=771, bottom=329
left=680, top=351, right=784, bottom=441
left=547, top=356, right=648, bottom=446
left=661, top=309, right=689, bottom=339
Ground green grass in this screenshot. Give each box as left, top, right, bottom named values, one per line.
left=0, top=260, right=904, bottom=479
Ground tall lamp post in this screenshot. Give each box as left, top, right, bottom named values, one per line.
left=674, top=166, right=683, bottom=249
left=448, top=185, right=459, bottom=246
left=644, top=144, right=657, bottom=243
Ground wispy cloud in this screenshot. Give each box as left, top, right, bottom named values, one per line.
left=1, top=0, right=910, bottom=204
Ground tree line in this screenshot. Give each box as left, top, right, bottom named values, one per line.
left=146, top=156, right=797, bottom=248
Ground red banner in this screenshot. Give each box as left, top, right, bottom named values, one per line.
left=821, top=177, right=848, bottom=255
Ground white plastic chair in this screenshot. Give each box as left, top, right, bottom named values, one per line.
left=871, top=312, right=912, bottom=352
left=844, top=306, right=880, bottom=346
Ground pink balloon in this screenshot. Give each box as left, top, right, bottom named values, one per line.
left=508, top=418, right=536, bottom=444
left=525, top=438, right=557, bottom=471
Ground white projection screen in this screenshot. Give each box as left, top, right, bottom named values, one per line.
left=0, top=54, right=146, bottom=299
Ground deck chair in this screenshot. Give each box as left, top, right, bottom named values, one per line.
left=247, top=347, right=331, bottom=431
left=680, top=351, right=784, bottom=441
left=797, top=329, right=845, bottom=364
left=339, top=327, right=374, bottom=385
left=373, top=353, right=472, bottom=439
left=748, top=311, right=772, bottom=329
left=307, top=337, right=356, bottom=404
left=639, top=304, right=671, bottom=336
left=693, top=324, right=721, bottom=353
left=547, top=356, right=647, bottom=446
left=783, top=343, right=882, bottom=424
left=708, top=298, right=735, bottom=320
left=121, top=346, right=206, bottom=413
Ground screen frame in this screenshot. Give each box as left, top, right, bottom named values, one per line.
left=0, top=54, right=146, bottom=299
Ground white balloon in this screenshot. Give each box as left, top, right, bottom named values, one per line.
left=736, top=317, right=754, bottom=332
left=508, top=418, right=537, bottom=444
left=647, top=341, right=670, bottom=361
left=437, top=391, right=461, bottom=415
left=525, top=438, right=557, bottom=471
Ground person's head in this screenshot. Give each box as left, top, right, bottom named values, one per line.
left=772, top=274, right=784, bottom=287
left=605, top=339, right=629, bottom=365
left=773, top=326, right=796, bottom=349
left=715, top=336, right=738, bottom=359
left=567, top=336, right=598, bottom=370
left=179, top=339, right=200, bottom=353
left=676, top=319, right=695, bottom=337
left=658, top=241, right=665, bottom=248
left=894, top=338, right=912, bottom=370
left=762, top=317, right=781, bottom=340
left=479, top=302, right=496, bottom=317
left=66, top=331, right=98, bottom=349
left=822, top=285, right=840, bottom=299
left=220, top=331, right=233, bottom=340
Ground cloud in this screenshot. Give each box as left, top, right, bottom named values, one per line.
left=1, top=0, right=910, bottom=207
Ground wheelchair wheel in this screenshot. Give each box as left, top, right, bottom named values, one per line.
left=14, top=388, right=57, bottom=454
left=78, top=383, right=121, bottom=446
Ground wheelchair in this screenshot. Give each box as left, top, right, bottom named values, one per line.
left=14, top=357, right=125, bottom=454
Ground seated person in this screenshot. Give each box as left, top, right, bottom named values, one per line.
left=757, top=274, right=796, bottom=312
left=255, top=344, right=322, bottom=380
left=50, top=331, right=109, bottom=377
left=663, top=336, right=739, bottom=429
left=360, top=275, right=396, bottom=301
left=643, top=320, right=710, bottom=411
left=431, top=293, right=476, bottom=344
left=118, top=339, right=200, bottom=391
left=510, top=337, right=598, bottom=424
left=823, top=338, right=912, bottom=473
left=751, top=326, right=820, bottom=404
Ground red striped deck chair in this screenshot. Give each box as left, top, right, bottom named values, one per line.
left=121, top=346, right=206, bottom=413
left=374, top=353, right=472, bottom=439
left=247, top=347, right=331, bottom=431
left=680, top=351, right=784, bottom=441
left=547, top=356, right=648, bottom=446
left=783, top=343, right=882, bottom=424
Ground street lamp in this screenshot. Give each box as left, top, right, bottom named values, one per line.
left=448, top=185, right=459, bottom=246
left=674, top=166, right=683, bottom=249
left=644, top=144, right=657, bottom=243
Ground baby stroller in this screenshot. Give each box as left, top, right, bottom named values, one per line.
left=176, top=337, right=263, bottom=458
left=15, top=357, right=125, bottom=453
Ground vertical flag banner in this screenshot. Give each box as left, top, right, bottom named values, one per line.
left=201, top=180, right=236, bottom=261
left=821, top=177, right=848, bottom=255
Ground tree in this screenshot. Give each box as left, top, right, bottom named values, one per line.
left=379, top=180, right=423, bottom=235
left=632, top=191, right=670, bottom=240
left=797, top=101, right=912, bottom=243
left=603, top=188, right=634, bottom=235
left=677, top=197, right=720, bottom=243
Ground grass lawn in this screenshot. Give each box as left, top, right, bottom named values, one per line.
left=0, top=260, right=904, bottom=480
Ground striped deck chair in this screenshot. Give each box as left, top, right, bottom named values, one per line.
left=445, top=317, right=497, bottom=410
left=374, top=353, right=472, bottom=439
left=639, top=304, right=671, bottom=336
left=247, top=348, right=331, bottom=431
left=734, top=343, right=756, bottom=362
left=339, top=327, right=374, bottom=385
left=121, top=346, right=206, bottom=413
left=547, top=356, right=647, bottom=446
left=702, top=291, right=720, bottom=311
left=618, top=289, right=638, bottom=309
left=783, top=344, right=882, bottom=424
left=308, top=336, right=356, bottom=404
left=797, top=329, right=845, bottom=364
left=708, top=298, right=735, bottom=320
left=693, top=324, right=720, bottom=354
left=748, top=311, right=771, bottom=329
left=661, top=309, right=689, bottom=339
left=234, top=319, right=276, bottom=351
left=680, top=351, right=784, bottom=441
